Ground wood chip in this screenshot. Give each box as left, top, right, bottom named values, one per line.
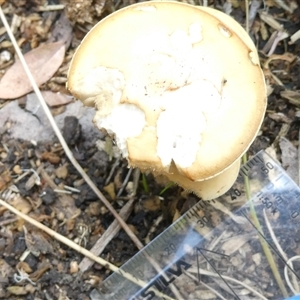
left=280, top=90, right=300, bottom=107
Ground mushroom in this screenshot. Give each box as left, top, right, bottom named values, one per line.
left=67, top=1, right=267, bottom=200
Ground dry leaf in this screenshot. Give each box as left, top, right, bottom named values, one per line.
left=41, top=151, right=61, bottom=164
left=41, top=91, right=73, bottom=107
left=0, top=42, right=65, bottom=99
left=23, top=226, right=54, bottom=256
left=140, top=196, right=161, bottom=212
left=103, top=182, right=116, bottom=200
left=0, top=162, right=11, bottom=192
left=7, top=194, right=32, bottom=214
left=7, top=286, right=28, bottom=296
left=16, top=261, right=33, bottom=273
left=0, top=259, right=13, bottom=281
left=29, top=262, right=51, bottom=281
left=47, top=13, right=73, bottom=49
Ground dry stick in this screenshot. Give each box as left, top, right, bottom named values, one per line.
left=196, top=268, right=268, bottom=300
left=183, top=270, right=227, bottom=300
left=0, top=199, right=175, bottom=300
left=245, top=0, right=249, bottom=34
left=79, top=198, right=134, bottom=273
left=0, top=6, right=142, bottom=251
left=243, top=155, right=288, bottom=298
left=243, top=3, right=288, bottom=298
left=274, top=0, right=292, bottom=13
left=80, top=169, right=140, bottom=271
left=263, top=209, right=299, bottom=294
left=285, top=256, right=300, bottom=295
left=0, top=8, right=184, bottom=300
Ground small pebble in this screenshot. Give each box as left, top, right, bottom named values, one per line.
left=25, top=284, right=36, bottom=294
left=55, top=164, right=68, bottom=179
left=252, top=253, right=262, bottom=266
left=52, top=218, right=58, bottom=227
left=56, top=211, right=65, bottom=221
left=13, top=164, right=22, bottom=174
left=100, top=206, right=109, bottom=215
left=27, top=149, right=34, bottom=158
left=0, top=152, right=7, bottom=159
left=35, top=159, right=41, bottom=167
left=41, top=187, right=57, bottom=205
left=88, top=202, right=102, bottom=216
left=74, top=178, right=85, bottom=187
left=0, top=50, right=11, bottom=63
left=70, top=261, right=79, bottom=274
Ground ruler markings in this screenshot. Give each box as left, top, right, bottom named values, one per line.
left=91, top=151, right=300, bottom=299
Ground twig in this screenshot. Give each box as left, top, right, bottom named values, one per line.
left=245, top=0, right=249, bottom=34
left=145, top=214, right=163, bottom=244
left=259, top=11, right=283, bottom=31
left=36, top=4, right=65, bottom=11
left=264, top=208, right=300, bottom=291
left=273, top=0, right=292, bottom=13
left=263, top=209, right=287, bottom=260
left=0, top=8, right=184, bottom=299
left=105, top=157, right=120, bottom=185
left=183, top=269, right=227, bottom=300
left=0, top=6, right=144, bottom=252
left=290, top=29, right=300, bottom=45
left=0, top=217, right=18, bottom=226
left=188, top=266, right=268, bottom=300
left=53, top=189, right=72, bottom=194
left=116, top=167, right=133, bottom=197
left=0, top=199, right=175, bottom=300
left=79, top=198, right=134, bottom=273
left=249, top=0, right=262, bottom=28
left=64, top=185, right=81, bottom=193
left=242, top=154, right=288, bottom=298
left=0, top=199, right=117, bottom=270
left=284, top=256, right=300, bottom=295
left=267, top=31, right=289, bottom=56
left=263, top=209, right=299, bottom=294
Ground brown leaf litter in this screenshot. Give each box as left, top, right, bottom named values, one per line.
left=0, top=0, right=300, bottom=299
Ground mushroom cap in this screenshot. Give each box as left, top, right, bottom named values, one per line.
left=67, top=1, right=266, bottom=183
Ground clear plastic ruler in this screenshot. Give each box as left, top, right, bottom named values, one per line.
left=90, top=151, right=300, bottom=300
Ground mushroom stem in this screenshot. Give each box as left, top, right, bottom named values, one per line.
left=67, top=1, right=267, bottom=201
left=165, top=159, right=241, bottom=200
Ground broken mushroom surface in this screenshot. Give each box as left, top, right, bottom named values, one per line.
left=67, top=1, right=267, bottom=200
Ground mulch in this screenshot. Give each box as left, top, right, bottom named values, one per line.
left=0, top=0, right=300, bottom=299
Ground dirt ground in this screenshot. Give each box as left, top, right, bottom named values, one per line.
left=0, top=0, right=300, bottom=299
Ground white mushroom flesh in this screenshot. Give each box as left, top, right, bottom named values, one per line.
left=95, top=104, right=146, bottom=157
left=74, top=66, right=125, bottom=114
left=87, top=24, right=222, bottom=170
left=157, top=80, right=221, bottom=169
left=67, top=2, right=267, bottom=199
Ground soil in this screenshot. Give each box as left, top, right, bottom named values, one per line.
left=0, top=0, right=300, bottom=299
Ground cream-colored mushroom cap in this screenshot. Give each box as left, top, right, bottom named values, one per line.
left=67, top=1, right=266, bottom=199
